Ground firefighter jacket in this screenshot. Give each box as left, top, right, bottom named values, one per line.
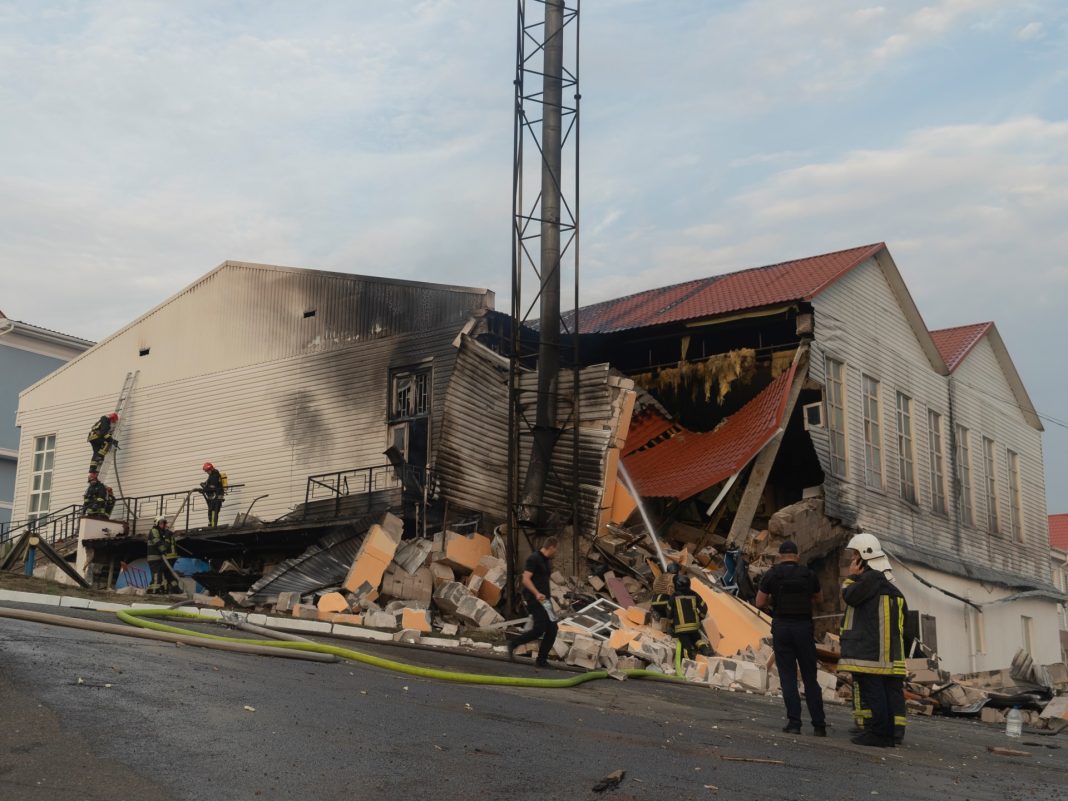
left=88, top=415, right=113, bottom=442
left=83, top=479, right=108, bottom=510
left=201, top=468, right=224, bottom=498
left=147, top=525, right=177, bottom=560
left=668, top=592, right=708, bottom=634
left=839, top=569, right=907, bottom=676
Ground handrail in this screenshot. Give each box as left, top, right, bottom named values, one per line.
left=114, top=484, right=247, bottom=537
left=0, top=505, right=85, bottom=548
left=303, top=464, right=431, bottom=519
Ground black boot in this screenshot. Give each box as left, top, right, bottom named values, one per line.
left=850, top=732, right=894, bottom=748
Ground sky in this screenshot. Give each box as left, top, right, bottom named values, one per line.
left=1, top=0, right=1066, bottom=508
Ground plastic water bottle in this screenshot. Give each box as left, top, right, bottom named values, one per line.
left=1005, top=707, right=1023, bottom=738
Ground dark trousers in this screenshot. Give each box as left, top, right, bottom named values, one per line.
left=509, top=597, right=558, bottom=664
left=855, top=673, right=897, bottom=742
left=854, top=677, right=907, bottom=740
left=205, top=495, right=223, bottom=527
left=771, top=618, right=826, bottom=727
left=89, top=438, right=111, bottom=471
left=676, top=631, right=709, bottom=660
left=149, top=556, right=178, bottom=594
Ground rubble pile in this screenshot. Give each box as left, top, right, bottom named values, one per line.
left=893, top=649, right=1068, bottom=731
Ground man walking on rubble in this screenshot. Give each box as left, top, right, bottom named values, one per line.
left=755, top=540, right=827, bottom=736
left=146, top=516, right=179, bottom=594
left=507, top=536, right=560, bottom=667
left=839, top=533, right=908, bottom=748
left=666, top=575, right=712, bottom=659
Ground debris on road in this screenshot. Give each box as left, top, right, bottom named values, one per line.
left=591, top=769, right=625, bottom=792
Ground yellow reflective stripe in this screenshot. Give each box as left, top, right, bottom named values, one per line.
left=881, top=595, right=890, bottom=664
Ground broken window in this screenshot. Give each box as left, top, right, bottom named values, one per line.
left=955, top=424, right=974, bottom=527
left=927, top=409, right=947, bottom=514
left=824, top=357, right=847, bottom=477
left=983, top=436, right=1000, bottom=535
left=895, top=392, right=916, bottom=504
left=862, top=374, right=883, bottom=489
left=390, top=367, right=431, bottom=421
left=29, top=434, right=56, bottom=521
left=1007, top=449, right=1023, bottom=542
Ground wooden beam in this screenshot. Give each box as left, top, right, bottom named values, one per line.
left=725, top=344, right=810, bottom=549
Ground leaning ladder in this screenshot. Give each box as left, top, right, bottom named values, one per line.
left=95, top=370, right=139, bottom=493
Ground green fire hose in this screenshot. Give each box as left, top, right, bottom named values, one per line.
left=116, top=607, right=688, bottom=689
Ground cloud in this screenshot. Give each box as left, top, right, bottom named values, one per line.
left=1016, top=21, right=1045, bottom=40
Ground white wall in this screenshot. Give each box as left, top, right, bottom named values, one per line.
left=893, top=562, right=1062, bottom=673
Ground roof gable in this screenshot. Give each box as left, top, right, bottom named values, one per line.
left=932, top=321, right=1042, bottom=431
left=930, top=322, right=993, bottom=371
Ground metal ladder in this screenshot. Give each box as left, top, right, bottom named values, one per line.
left=96, top=370, right=139, bottom=490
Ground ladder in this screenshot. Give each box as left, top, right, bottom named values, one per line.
left=96, top=371, right=139, bottom=491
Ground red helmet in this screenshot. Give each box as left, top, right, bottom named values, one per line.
left=202, top=462, right=214, bottom=472
left=108, top=412, right=119, bottom=423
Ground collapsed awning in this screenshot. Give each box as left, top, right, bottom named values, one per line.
left=621, top=362, right=798, bottom=501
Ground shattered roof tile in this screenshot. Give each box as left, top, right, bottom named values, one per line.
left=568, top=243, right=885, bottom=334
left=928, top=322, right=993, bottom=372
left=622, top=363, right=797, bottom=501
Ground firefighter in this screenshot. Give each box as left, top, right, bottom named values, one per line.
left=650, top=562, right=679, bottom=621
left=146, top=516, right=179, bottom=594
left=87, top=412, right=119, bottom=472
left=199, top=462, right=225, bottom=527
left=104, top=485, right=116, bottom=517
left=667, top=576, right=712, bottom=659
left=839, top=533, right=908, bottom=748
left=83, top=473, right=109, bottom=518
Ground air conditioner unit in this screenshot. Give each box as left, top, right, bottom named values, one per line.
left=802, top=401, right=824, bottom=430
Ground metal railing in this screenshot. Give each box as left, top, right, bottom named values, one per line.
left=113, top=484, right=247, bottom=537
left=0, top=505, right=85, bottom=548
left=303, top=464, right=417, bottom=518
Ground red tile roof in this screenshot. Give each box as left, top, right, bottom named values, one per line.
left=1051, top=514, right=1068, bottom=551
left=622, top=412, right=676, bottom=456
left=621, top=364, right=797, bottom=500
left=571, top=243, right=885, bottom=334
left=929, top=322, right=993, bottom=372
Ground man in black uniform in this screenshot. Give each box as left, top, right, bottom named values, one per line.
left=87, top=412, right=118, bottom=472
left=506, top=536, right=560, bottom=667
left=755, top=540, right=827, bottom=736
left=199, top=462, right=225, bottom=527
left=83, top=472, right=109, bottom=518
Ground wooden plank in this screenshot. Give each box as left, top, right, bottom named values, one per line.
left=726, top=344, right=810, bottom=549
left=603, top=571, right=634, bottom=607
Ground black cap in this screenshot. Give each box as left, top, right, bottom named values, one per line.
left=778, top=540, right=799, bottom=554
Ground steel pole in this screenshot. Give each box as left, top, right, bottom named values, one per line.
left=521, top=0, right=564, bottom=532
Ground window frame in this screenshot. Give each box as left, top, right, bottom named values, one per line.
left=955, top=424, right=974, bottom=527
left=1007, top=449, right=1023, bottom=543
left=824, top=356, right=848, bottom=478
left=28, top=433, right=57, bottom=521
left=982, top=436, right=1000, bottom=535
left=388, top=365, right=433, bottom=423
left=895, top=392, right=917, bottom=504
left=927, top=409, right=947, bottom=515
left=861, top=374, right=884, bottom=490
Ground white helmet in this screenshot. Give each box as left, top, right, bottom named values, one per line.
left=155, top=516, right=168, bottom=525
left=846, top=532, right=892, bottom=573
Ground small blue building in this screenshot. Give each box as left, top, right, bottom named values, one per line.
left=0, top=312, right=92, bottom=531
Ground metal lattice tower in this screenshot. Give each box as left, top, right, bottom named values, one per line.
left=506, top=0, right=581, bottom=610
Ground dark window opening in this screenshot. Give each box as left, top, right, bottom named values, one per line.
left=139, top=347, right=150, bottom=357
left=303, top=310, right=316, bottom=318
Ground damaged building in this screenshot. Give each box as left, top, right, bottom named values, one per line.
left=563, top=242, right=1061, bottom=674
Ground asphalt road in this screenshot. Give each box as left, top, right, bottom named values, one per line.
left=1, top=600, right=1065, bottom=801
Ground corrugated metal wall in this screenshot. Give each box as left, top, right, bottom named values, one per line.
left=12, top=264, right=491, bottom=525
left=808, top=258, right=1050, bottom=587
left=435, top=336, right=630, bottom=538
